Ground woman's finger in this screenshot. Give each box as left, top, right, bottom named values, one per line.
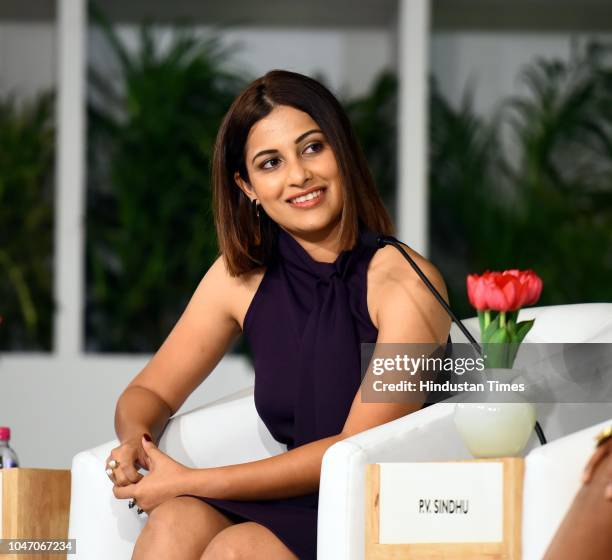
left=120, top=463, right=144, bottom=484
left=136, top=450, right=151, bottom=471
left=105, top=455, right=119, bottom=484
left=105, top=466, right=116, bottom=484
left=109, top=466, right=126, bottom=486
left=112, top=483, right=136, bottom=501
left=112, top=461, right=144, bottom=486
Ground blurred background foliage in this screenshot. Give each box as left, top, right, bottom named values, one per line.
left=429, top=40, right=612, bottom=319
left=343, top=71, right=398, bottom=218
left=0, top=93, right=55, bottom=351
left=85, top=5, right=401, bottom=353
left=2, top=5, right=610, bottom=351
left=85, top=6, right=248, bottom=351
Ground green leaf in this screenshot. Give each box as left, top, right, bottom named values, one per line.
left=514, top=319, right=535, bottom=345
left=507, top=310, right=520, bottom=325
left=483, top=328, right=512, bottom=368
left=507, top=318, right=517, bottom=339
left=478, top=310, right=486, bottom=335
left=481, top=312, right=501, bottom=343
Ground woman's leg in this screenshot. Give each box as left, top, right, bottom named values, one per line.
left=132, top=496, right=236, bottom=560
left=201, top=521, right=299, bottom=560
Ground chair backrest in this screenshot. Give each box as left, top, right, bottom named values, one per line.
left=451, top=303, right=612, bottom=343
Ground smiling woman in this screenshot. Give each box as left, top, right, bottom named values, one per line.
left=109, top=69, right=451, bottom=560
left=234, top=106, right=347, bottom=261
left=213, top=69, right=394, bottom=274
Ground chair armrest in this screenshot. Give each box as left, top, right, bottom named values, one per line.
left=317, top=395, right=611, bottom=560
left=158, top=385, right=286, bottom=468
left=68, top=385, right=285, bottom=560
left=317, top=402, right=471, bottom=560
left=522, top=419, right=612, bottom=560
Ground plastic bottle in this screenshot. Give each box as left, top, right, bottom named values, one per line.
left=0, top=426, right=19, bottom=468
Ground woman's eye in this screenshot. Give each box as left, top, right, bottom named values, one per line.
left=259, top=142, right=323, bottom=169
left=305, top=141, right=323, bottom=154
left=261, top=158, right=280, bottom=169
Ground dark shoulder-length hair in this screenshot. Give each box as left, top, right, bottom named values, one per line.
left=212, top=69, right=395, bottom=277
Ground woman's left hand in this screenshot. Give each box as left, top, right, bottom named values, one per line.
left=112, top=436, right=194, bottom=514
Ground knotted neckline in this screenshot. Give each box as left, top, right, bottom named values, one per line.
left=275, top=225, right=368, bottom=283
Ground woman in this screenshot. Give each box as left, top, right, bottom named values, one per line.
left=106, top=69, right=451, bottom=560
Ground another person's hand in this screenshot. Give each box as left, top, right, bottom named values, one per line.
left=105, top=432, right=152, bottom=487
left=112, top=435, right=194, bottom=514
left=582, top=429, right=612, bottom=500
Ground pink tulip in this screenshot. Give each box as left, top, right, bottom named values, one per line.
left=486, top=272, right=524, bottom=311
left=466, top=273, right=489, bottom=310
left=467, top=269, right=543, bottom=312
left=519, top=270, right=543, bottom=306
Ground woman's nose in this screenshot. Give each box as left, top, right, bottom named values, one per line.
left=286, top=157, right=312, bottom=185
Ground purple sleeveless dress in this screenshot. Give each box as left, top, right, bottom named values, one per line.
left=181, top=224, right=380, bottom=559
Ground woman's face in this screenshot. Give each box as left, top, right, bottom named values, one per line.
left=234, top=105, right=344, bottom=239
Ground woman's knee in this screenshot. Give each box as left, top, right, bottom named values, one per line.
left=200, top=537, right=244, bottom=560
left=146, top=497, right=193, bottom=531
left=152, top=496, right=232, bottom=529
left=133, top=496, right=235, bottom=559
left=201, top=522, right=298, bottom=560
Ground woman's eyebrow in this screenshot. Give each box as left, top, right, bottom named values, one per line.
left=251, top=129, right=323, bottom=164
left=295, top=128, right=322, bottom=144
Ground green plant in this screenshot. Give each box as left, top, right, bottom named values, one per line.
left=86, top=6, right=248, bottom=351
left=343, top=71, right=398, bottom=219
left=86, top=8, right=612, bottom=354
left=85, top=8, right=398, bottom=353
left=429, top=40, right=612, bottom=319
left=428, top=77, right=522, bottom=318
left=0, top=93, right=55, bottom=351
left=500, top=41, right=612, bottom=305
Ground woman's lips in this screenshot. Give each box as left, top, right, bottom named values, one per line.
left=287, top=188, right=326, bottom=208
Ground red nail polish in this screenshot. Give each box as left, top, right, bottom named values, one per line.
left=143, top=433, right=152, bottom=442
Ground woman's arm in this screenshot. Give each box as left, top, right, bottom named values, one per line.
left=114, top=255, right=245, bottom=445
left=114, top=386, right=173, bottom=446
left=177, top=246, right=451, bottom=501
left=543, top=438, right=612, bottom=560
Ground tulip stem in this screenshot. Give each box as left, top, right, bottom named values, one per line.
left=500, top=311, right=506, bottom=328
left=484, top=310, right=491, bottom=329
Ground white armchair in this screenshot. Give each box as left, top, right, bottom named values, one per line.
left=68, top=386, right=286, bottom=559
left=69, top=303, right=612, bottom=559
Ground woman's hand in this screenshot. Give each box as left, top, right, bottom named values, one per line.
left=105, top=433, right=151, bottom=487
left=582, top=437, right=612, bottom=500
left=112, top=435, right=194, bottom=514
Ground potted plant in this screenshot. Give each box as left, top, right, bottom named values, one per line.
left=453, top=269, right=543, bottom=457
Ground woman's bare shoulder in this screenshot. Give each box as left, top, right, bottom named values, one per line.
left=207, top=254, right=266, bottom=330
left=366, top=243, right=448, bottom=329
left=369, top=243, right=444, bottom=286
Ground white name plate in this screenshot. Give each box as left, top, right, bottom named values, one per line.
left=378, top=462, right=503, bottom=544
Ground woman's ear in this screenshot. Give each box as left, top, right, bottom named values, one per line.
left=234, top=171, right=255, bottom=201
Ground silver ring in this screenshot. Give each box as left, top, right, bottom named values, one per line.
left=137, top=507, right=144, bottom=515
left=128, top=499, right=136, bottom=509
left=106, top=468, right=114, bottom=478
left=108, top=459, right=119, bottom=469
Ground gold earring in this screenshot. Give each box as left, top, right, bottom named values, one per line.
left=251, top=198, right=260, bottom=219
